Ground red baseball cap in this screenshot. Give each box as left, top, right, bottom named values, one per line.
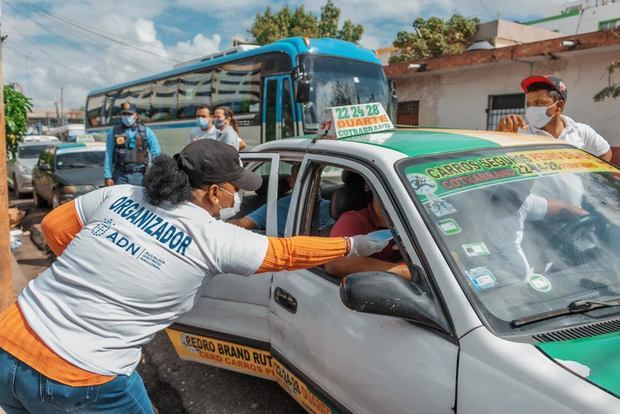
left=521, top=75, right=567, bottom=101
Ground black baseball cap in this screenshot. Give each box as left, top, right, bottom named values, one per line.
left=120, top=102, right=137, bottom=115
left=521, top=75, right=568, bottom=101
left=174, top=139, right=262, bottom=191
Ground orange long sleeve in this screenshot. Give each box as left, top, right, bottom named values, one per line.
left=40, top=200, right=83, bottom=256
left=257, top=236, right=348, bottom=273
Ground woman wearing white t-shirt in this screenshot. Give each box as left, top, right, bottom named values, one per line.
left=213, top=106, right=247, bottom=151
left=0, top=139, right=388, bottom=413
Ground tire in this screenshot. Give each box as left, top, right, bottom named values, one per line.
left=33, top=187, right=47, bottom=208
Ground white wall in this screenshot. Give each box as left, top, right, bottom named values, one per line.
left=395, top=47, right=620, bottom=147
left=531, top=2, right=620, bottom=34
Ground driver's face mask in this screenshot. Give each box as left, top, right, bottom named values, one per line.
left=217, top=186, right=242, bottom=221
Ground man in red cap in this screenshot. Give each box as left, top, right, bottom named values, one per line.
left=496, top=75, right=612, bottom=162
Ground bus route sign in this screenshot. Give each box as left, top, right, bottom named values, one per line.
left=318, top=102, right=394, bottom=139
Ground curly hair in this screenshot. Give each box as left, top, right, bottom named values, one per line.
left=143, top=154, right=193, bottom=205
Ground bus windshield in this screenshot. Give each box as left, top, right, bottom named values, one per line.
left=301, top=55, right=389, bottom=132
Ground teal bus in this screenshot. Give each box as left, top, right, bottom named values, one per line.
left=85, top=37, right=394, bottom=154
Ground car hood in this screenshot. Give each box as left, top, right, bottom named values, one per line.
left=18, top=159, right=38, bottom=171
left=55, top=167, right=104, bottom=186
left=537, top=331, right=620, bottom=398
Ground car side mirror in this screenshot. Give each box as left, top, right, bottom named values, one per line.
left=339, top=268, right=449, bottom=334
left=38, top=163, right=52, bottom=171
left=295, top=78, right=311, bottom=103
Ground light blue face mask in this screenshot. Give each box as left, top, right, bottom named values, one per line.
left=213, top=119, right=225, bottom=130
left=196, top=117, right=210, bottom=129
left=121, top=115, right=136, bottom=127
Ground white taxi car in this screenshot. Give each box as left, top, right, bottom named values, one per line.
left=167, top=125, right=620, bottom=413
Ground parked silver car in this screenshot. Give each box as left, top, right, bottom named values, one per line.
left=7, top=138, right=59, bottom=198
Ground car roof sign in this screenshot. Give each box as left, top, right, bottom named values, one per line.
left=317, top=102, right=394, bottom=140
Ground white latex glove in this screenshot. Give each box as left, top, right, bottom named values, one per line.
left=348, top=230, right=392, bottom=257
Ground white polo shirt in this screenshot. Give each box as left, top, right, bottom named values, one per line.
left=18, top=185, right=268, bottom=376
left=524, top=116, right=607, bottom=207
left=522, top=115, right=610, bottom=157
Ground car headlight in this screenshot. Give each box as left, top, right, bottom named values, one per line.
left=62, top=185, right=97, bottom=194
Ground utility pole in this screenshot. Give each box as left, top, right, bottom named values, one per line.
left=0, top=3, right=14, bottom=311
left=60, top=86, right=64, bottom=126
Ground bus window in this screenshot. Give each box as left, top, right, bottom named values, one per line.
left=212, top=60, right=261, bottom=118
left=126, top=84, right=153, bottom=122
left=151, top=77, right=178, bottom=122
left=264, top=78, right=278, bottom=142
left=261, top=53, right=293, bottom=75
left=282, top=77, right=295, bottom=138
left=178, top=71, right=212, bottom=119
left=86, top=94, right=104, bottom=127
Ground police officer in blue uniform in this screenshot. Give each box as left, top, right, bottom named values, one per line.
left=104, top=103, right=161, bottom=186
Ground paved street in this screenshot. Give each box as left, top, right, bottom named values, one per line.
left=8, top=196, right=304, bottom=414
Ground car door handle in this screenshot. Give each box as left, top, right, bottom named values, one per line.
left=274, top=287, right=297, bottom=314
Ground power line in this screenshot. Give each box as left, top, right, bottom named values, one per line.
left=3, top=20, right=93, bottom=83
left=3, top=0, right=182, bottom=63
left=2, top=1, right=165, bottom=74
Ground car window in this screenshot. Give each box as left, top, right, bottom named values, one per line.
left=18, top=145, right=49, bottom=159
left=296, top=161, right=424, bottom=287
left=56, top=151, right=105, bottom=170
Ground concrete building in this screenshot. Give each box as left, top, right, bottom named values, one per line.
left=386, top=29, right=620, bottom=163
left=526, top=0, right=620, bottom=34
left=28, top=108, right=84, bottom=134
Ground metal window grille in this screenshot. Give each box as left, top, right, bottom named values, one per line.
left=397, top=100, right=420, bottom=126
left=486, top=93, right=525, bottom=130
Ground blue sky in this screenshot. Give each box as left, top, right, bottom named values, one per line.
left=2, top=0, right=568, bottom=109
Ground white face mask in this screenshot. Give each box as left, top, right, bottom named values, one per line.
left=217, top=187, right=242, bottom=221
left=525, top=102, right=557, bottom=129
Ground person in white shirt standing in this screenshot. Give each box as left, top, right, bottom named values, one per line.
left=189, top=104, right=219, bottom=143
left=496, top=75, right=613, bottom=162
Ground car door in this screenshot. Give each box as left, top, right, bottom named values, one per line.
left=269, top=154, right=459, bottom=414
left=171, top=153, right=282, bottom=345
left=33, top=146, right=54, bottom=200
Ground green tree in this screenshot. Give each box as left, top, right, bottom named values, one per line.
left=594, top=58, right=620, bottom=102
left=4, top=85, right=32, bottom=159
left=390, top=14, right=480, bottom=64
left=250, top=0, right=364, bottom=45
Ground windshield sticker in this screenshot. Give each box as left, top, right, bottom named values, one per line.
left=408, top=173, right=437, bottom=195
left=462, top=242, right=490, bottom=257
left=318, top=102, right=394, bottom=139
left=527, top=273, right=552, bottom=293
left=466, top=266, right=496, bottom=290
left=436, top=218, right=461, bottom=235
left=428, top=194, right=457, bottom=217
left=407, top=148, right=617, bottom=202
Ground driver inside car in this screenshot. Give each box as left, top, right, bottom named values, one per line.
left=230, top=162, right=333, bottom=236
left=325, top=192, right=412, bottom=281
left=485, top=179, right=588, bottom=281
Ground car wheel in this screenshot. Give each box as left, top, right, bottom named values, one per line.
left=33, top=187, right=47, bottom=208
left=52, top=192, right=61, bottom=209
left=13, top=175, right=23, bottom=199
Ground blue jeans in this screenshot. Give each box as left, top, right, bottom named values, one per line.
left=112, top=170, right=144, bottom=186
left=0, top=348, right=154, bottom=413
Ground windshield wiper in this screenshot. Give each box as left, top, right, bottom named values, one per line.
left=511, top=297, right=620, bottom=328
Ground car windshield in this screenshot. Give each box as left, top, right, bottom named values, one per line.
left=56, top=151, right=105, bottom=169
left=401, top=147, right=620, bottom=333
left=300, top=55, right=390, bottom=133
left=18, top=145, right=49, bottom=159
